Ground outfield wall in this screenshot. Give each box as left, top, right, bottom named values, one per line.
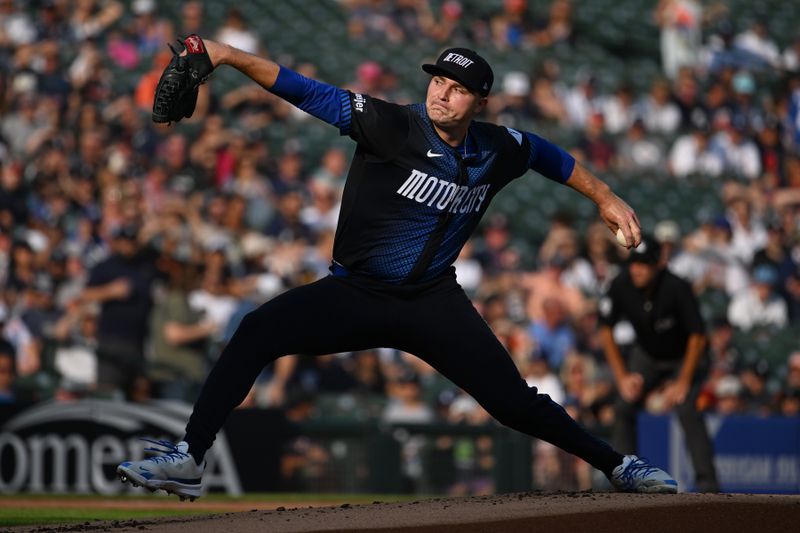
left=0, top=401, right=797, bottom=495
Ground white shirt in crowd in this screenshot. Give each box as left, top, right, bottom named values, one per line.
left=727, top=288, right=787, bottom=331
left=668, top=133, right=724, bottom=177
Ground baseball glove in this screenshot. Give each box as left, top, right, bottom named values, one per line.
left=152, top=34, right=214, bottom=124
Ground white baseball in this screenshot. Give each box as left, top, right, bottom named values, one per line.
left=616, top=228, right=628, bottom=247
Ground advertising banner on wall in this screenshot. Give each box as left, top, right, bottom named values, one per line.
left=639, top=414, right=800, bottom=494
left=0, top=400, right=289, bottom=495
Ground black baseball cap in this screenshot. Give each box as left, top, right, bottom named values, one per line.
left=422, top=48, right=494, bottom=96
left=627, top=234, right=661, bottom=264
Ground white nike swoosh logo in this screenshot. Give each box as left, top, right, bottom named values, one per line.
left=427, top=149, right=444, bottom=158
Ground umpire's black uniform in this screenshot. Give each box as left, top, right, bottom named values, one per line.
left=599, top=237, right=719, bottom=492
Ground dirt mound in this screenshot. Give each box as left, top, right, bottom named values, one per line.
left=8, top=492, right=800, bottom=533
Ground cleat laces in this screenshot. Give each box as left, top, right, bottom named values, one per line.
left=140, top=439, right=190, bottom=465
left=619, top=457, right=659, bottom=486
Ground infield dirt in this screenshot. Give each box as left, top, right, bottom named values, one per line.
left=5, top=492, right=800, bottom=533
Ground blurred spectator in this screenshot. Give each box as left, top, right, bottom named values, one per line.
left=703, top=19, right=766, bottom=74
left=178, top=0, right=207, bottom=37
left=523, top=252, right=587, bottom=322
left=732, top=18, right=781, bottom=70
left=0, top=0, right=36, bottom=47
left=35, top=40, right=71, bottom=101
left=654, top=219, right=681, bottom=263
left=383, top=370, right=434, bottom=423
left=704, top=79, right=734, bottom=131
left=727, top=264, right=788, bottom=331
left=346, top=60, right=386, bottom=100
left=0, top=93, right=52, bottom=158
left=350, top=349, right=387, bottom=395
left=1, top=295, right=40, bottom=379
left=539, top=226, right=596, bottom=295
left=524, top=351, right=565, bottom=405
left=105, top=29, right=139, bottom=71
left=615, top=119, right=666, bottom=172
left=667, top=127, right=724, bottom=178
left=388, top=0, right=431, bottom=42
left=601, top=83, right=636, bottom=136
left=529, top=297, right=576, bottom=370
left=81, top=225, right=156, bottom=397
left=265, top=189, right=314, bottom=243
left=786, top=352, right=800, bottom=390
left=311, top=147, right=349, bottom=190
left=574, top=112, right=615, bottom=172
left=699, top=216, right=749, bottom=296
left=783, top=37, right=800, bottom=73
left=473, top=214, right=518, bottom=276
left=672, top=69, right=708, bottom=131
left=752, top=222, right=797, bottom=308
left=729, top=70, right=763, bottom=133
left=0, top=342, right=16, bottom=403
left=422, top=0, right=471, bottom=44
left=489, top=0, right=536, bottom=50
left=453, top=240, right=483, bottom=297
left=714, top=374, right=743, bottom=415
left=530, top=60, right=568, bottom=125
left=134, top=49, right=173, bottom=112
left=70, top=0, right=124, bottom=43
left=344, top=0, right=405, bottom=43
left=710, top=122, right=762, bottom=180
left=654, top=0, right=702, bottom=79
left=188, top=246, right=238, bottom=344
left=705, top=317, right=740, bottom=381
left=20, top=273, right=60, bottom=343
left=583, top=221, right=623, bottom=296
left=564, top=72, right=600, bottom=129
left=779, top=387, right=800, bottom=417
left=0, top=160, right=29, bottom=226
left=738, top=359, right=772, bottom=416
left=726, top=193, right=767, bottom=266
left=532, top=0, right=574, bottom=49
left=149, top=255, right=216, bottom=402
left=214, top=7, right=260, bottom=55
left=382, top=369, right=435, bottom=492
left=636, top=78, right=681, bottom=135
left=50, top=300, right=99, bottom=394
left=495, top=71, right=536, bottom=129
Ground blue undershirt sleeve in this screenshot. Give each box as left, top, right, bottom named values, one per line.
left=269, top=65, right=352, bottom=134
left=524, top=132, right=575, bottom=183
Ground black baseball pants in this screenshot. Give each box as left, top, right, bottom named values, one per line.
left=612, top=345, right=719, bottom=492
left=184, top=273, right=623, bottom=474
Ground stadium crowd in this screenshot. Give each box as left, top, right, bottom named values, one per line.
left=1, top=0, right=800, bottom=491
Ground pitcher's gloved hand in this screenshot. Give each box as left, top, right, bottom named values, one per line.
left=152, top=34, right=214, bottom=124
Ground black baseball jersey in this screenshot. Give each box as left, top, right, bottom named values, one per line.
left=599, top=269, right=706, bottom=360
left=335, top=92, right=533, bottom=284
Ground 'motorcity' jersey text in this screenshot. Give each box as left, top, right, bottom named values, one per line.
left=269, top=67, right=575, bottom=284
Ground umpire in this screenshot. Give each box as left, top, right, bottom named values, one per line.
left=599, top=235, right=719, bottom=492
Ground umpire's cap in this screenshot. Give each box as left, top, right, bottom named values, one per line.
left=627, top=234, right=661, bottom=265
left=422, top=48, right=494, bottom=96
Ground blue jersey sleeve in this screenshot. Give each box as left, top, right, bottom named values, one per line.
left=269, top=65, right=352, bottom=134
left=524, top=132, right=575, bottom=183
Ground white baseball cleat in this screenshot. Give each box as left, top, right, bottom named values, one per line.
left=117, top=440, right=205, bottom=501
left=609, top=455, right=678, bottom=494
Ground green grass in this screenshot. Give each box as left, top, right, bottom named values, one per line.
left=0, top=493, right=424, bottom=527
left=0, top=508, right=217, bottom=527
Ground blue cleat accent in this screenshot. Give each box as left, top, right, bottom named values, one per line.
left=116, top=440, right=204, bottom=500
left=609, top=455, right=678, bottom=494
